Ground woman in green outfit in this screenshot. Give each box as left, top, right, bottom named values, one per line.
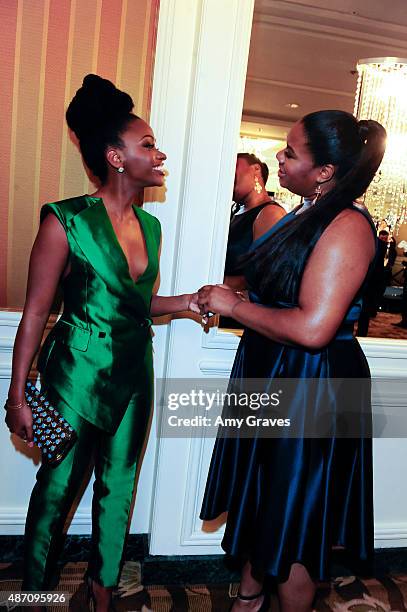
left=5, top=74, right=199, bottom=611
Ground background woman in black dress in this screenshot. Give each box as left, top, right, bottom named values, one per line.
left=199, top=111, right=386, bottom=612
left=221, top=154, right=285, bottom=328
left=224, top=153, right=285, bottom=292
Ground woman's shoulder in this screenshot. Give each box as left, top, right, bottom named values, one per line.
left=40, top=194, right=89, bottom=227
left=330, top=203, right=375, bottom=235
left=136, top=207, right=161, bottom=244
left=255, top=201, right=286, bottom=222
left=320, top=204, right=377, bottom=259
left=137, top=206, right=161, bottom=227
left=253, top=202, right=286, bottom=242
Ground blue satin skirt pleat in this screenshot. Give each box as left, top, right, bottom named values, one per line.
left=200, top=327, right=373, bottom=582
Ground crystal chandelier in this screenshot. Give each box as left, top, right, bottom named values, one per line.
left=354, top=57, right=407, bottom=233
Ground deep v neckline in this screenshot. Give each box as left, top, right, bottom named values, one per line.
left=86, top=195, right=151, bottom=284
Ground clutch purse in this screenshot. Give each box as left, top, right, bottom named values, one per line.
left=25, top=381, right=77, bottom=466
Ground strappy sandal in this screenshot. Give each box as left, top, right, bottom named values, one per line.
left=229, top=588, right=270, bottom=611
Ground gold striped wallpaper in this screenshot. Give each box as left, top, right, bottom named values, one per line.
left=0, top=0, right=160, bottom=309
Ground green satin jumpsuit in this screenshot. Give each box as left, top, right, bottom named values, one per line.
left=23, top=195, right=160, bottom=589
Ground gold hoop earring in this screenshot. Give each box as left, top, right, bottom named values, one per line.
left=254, top=176, right=262, bottom=194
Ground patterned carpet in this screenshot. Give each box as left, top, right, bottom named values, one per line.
left=2, top=562, right=407, bottom=611
left=364, top=311, right=407, bottom=340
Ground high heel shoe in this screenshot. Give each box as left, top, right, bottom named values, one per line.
left=86, top=576, right=115, bottom=612
left=229, top=588, right=271, bottom=611
left=86, top=576, right=96, bottom=612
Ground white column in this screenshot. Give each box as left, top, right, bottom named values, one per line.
left=148, top=0, right=255, bottom=555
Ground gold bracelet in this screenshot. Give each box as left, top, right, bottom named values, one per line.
left=4, top=400, right=25, bottom=411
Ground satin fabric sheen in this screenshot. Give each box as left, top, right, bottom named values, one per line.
left=200, top=206, right=376, bottom=582
left=24, top=195, right=160, bottom=588
left=38, top=195, right=160, bottom=433
left=23, top=385, right=151, bottom=589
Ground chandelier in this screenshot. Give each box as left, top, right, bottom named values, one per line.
left=354, top=57, right=407, bottom=233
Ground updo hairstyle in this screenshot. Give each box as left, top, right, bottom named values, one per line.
left=66, top=74, right=139, bottom=183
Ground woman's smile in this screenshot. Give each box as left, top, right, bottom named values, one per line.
left=152, top=163, right=165, bottom=175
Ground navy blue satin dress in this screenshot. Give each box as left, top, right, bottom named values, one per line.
left=200, top=206, right=375, bottom=582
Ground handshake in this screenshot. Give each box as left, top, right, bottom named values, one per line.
left=190, top=284, right=248, bottom=325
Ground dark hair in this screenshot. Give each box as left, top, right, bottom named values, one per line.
left=246, top=110, right=387, bottom=304
left=237, top=152, right=269, bottom=184
left=378, top=230, right=389, bottom=237
left=66, top=74, right=139, bottom=183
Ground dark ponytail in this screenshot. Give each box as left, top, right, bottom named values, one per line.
left=66, top=74, right=140, bottom=183
left=245, top=110, right=386, bottom=304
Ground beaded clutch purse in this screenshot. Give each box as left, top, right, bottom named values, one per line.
left=25, top=381, right=77, bottom=466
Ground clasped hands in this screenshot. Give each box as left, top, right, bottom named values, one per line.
left=193, top=284, right=247, bottom=324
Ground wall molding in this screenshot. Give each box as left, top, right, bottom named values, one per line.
left=199, top=360, right=233, bottom=377
left=0, top=311, right=58, bottom=378
left=195, top=344, right=407, bottom=402
left=253, top=14, right=407, bottom=54
left=375, top=525, right=407, bottom=544
left=201, top=323, right=407, bottom=357
left=254, top=1, right=407, bottom=46
left=246, top=75, right=354, bottom=99
left=179, top=519, right=407, bottom=549
left=0, top=509, right=92, bottom=527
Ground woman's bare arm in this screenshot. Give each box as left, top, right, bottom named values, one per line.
left=199, top=210, right=376, bottom=349
left=150, top=293, right=198, bottom=316
left=252, top=204, right=285, bottom=242
left=6, top=214, right=69, bottom=441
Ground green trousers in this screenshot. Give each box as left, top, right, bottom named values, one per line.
left=22, top=387, right=151, bottom=590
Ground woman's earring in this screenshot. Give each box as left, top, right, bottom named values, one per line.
left=117, top=166, right=124, bottom=173
left=254, top=176, right=262, bottom=194
left=313, top=183, right=322, bottom=203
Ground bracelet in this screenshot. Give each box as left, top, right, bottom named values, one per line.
left=4, top=400, right=25, bottom=411
left=230, top=297, right=244, bottom=318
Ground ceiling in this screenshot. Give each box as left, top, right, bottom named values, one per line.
left=241, top=0, right=407, bottom=140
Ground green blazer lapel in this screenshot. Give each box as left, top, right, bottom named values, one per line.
left=68, top=198, right=141, bottom=301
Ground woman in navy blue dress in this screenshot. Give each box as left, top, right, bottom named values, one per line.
left=198, top=110, right=386, bottom=612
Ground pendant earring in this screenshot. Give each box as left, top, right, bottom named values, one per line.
left=313, top=183, right=322, bottom=203
left=254, top=176, right=262, bottom=194
left=117, top=166, right=124, bottom=173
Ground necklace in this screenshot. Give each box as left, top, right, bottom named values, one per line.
left=296, top=197, right=315, bottom=215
